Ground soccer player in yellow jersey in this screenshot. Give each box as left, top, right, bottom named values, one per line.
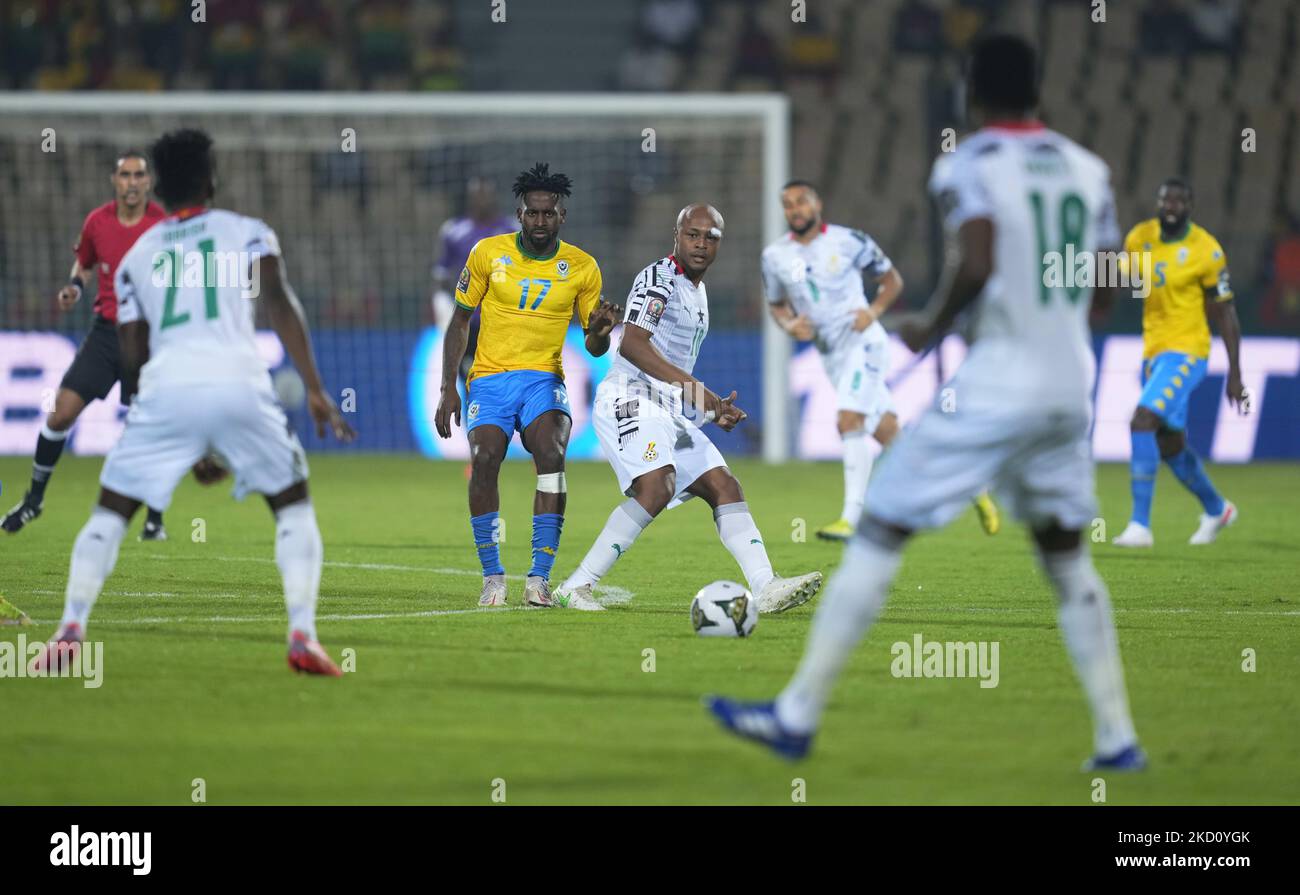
left=435, top=163, right=622, bottom=606
left=1113, top=179, right=1246, bottom=548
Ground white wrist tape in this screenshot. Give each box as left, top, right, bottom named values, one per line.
left=537, top=472, right=567, bottom=494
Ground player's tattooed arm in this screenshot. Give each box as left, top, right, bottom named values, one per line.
left=857, top=267, right=904, bottom=331
left=259, top=255, right=356, bottom=442
left=1206, top=294, right=1246, bottom=410
left=898, top=217, right=992, bottom=353
left=435, top=302, right=473, bottom=437
left=584, top=300, right=622, bottom=357
left=619, top=325, right=745, bottom=429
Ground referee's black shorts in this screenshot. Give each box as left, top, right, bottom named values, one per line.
left=60, top=315, right=124, bottom=405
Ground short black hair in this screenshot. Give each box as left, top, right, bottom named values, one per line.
left=512, top=162, right=572, bottom=204
left=114, top=149, right=148, bottom=170
left=1159, top=177, right=1194, bottom=200
left=782, top=179, right=819, bottom=195
left=150, top=128, right=214, bottom=208
left=968, top=34, right=1039, bottom=114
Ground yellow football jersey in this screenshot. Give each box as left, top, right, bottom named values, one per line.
left=455, top=232, right=602, bottom=383
left=1123, top=219, right=1232, bottom=360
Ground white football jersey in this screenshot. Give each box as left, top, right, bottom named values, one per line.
left=115, top=208, right=281, bottom=391
left=927, top=124, right=1119, bottom=409
left=760, top=222, right=893, bottom=354
left=607, top=255, right=709, bottom=408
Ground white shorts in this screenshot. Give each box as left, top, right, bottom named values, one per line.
left=866, top=398, right=1096, bottom=531
left=824, top=333, right=893, bottom=431
left=100, top=380, right=308, bottom=511
left=591, top=378, right=727, bottom=510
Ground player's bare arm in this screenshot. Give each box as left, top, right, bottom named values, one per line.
left=618, top=324, right=744, bottom=429
left=584, top=300, right=622, bottom=357
left=435, top=302, right=473, bottom=437
left=856, top=267, right=904, bottom=331
left=259, top=255, right=355, bottom=442
left=1207, top=294, right=1246, bottom=410
left=899, top=217, right=993, bottom=353
left=117, top=319, right=149, bottom=405
left=1089, top=243, right=1122, bottom=324
left=57, top=258, right=94, bottom=312
left=768, top=298, right=814, bottom=340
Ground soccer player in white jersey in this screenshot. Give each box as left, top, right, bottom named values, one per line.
left=762, top=183, right=1000, bottom=540
left=28, top=129, right=355, bottom=677
left=708, top=36, right=1145, bottom=771
left=552, top=204, right=823, bottom=613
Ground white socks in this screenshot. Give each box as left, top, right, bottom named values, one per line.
left=714, top=502, right=775, bottom=595
left=565, top=499, right=777, bottom=597
left=276, top=501, right=323, bottom=642
left=1040, top=547, right=1138, bottom=756
left=563, top=498, right=653, bottom=589
left=840, top=429, right=874, bottom=523
left=60, top=508, right=128, bottom=630
left=57, top=502, right=325, bottom=646
left=776, top=536, right=900, bottom=733
left=769, top=534, right=1138, bottom=755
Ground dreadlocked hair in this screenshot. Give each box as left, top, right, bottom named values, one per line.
left=512, top=162, right=572, bottom=200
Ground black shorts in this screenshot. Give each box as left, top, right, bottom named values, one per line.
left=60, top=316, right=123, bottom=404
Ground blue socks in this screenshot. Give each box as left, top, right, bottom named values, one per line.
left=471, top=512, right=505, bottom=577
left=528, top=513, right=564, bottom=579
left=1129, top=430, right=1159, bottom=527
left=472, top=512, right=566, bottom=579
left=1131, top=430, right=1227, bottom=526
left=1165, top=448, right=1225, bottom=516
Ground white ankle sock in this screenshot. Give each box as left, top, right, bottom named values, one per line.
left=564, top=498, right=653, bottom=589
left=840, top=429, right=874, bottom=522
left=714, top=502, right=775, bottom=595
left=60, top=508, right=128, bottom=630
left=1040, top=546, right=1138, bottom=756
left=276, top=501, right=323, bottom=642
left=776, top=536, right=901, bottom=732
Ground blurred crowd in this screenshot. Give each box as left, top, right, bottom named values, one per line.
left=1, top=0, right=463, bottom=91
left=1, top=0, right=1247, bottom=92
left=3, top=0, right=1292, bottom=332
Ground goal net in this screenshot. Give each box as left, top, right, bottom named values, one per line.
left=0, top=93, right=793, bottom=461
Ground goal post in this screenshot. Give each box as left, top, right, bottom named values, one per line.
left=0, top=91, right=791, bottom=461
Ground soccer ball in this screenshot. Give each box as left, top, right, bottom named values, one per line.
left=690, top=581, right=757, bottom=638
left=273, top=366, right=306, bottom=408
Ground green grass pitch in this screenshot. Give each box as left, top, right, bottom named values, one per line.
left=1, top=455, right=1296, bottom=805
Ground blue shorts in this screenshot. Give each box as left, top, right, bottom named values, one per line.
left=466, top=370, right=570, bottom=440
left=1139, top=351, right=1207, bottom=432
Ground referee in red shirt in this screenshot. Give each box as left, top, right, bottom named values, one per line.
left=3, top=151, right=169, bottom=538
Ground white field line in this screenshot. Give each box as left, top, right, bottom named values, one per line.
left=10, top=555, right=636, bottom=624
left=9, top=594, right=1297, bottom=627
left=9, top=556, right=1296, bottom=624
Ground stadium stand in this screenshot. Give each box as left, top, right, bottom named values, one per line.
left=0, top=0, right=1296, bottom=333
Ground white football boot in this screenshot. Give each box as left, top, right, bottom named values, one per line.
left=524, top=575, right=556, bottom=608
left=756, top=571, right=823, bottom=614
left=1112, top=522, right=1154, bottom=548
left=478, top=574, right=508, bottom=607
left=552, top=582, right=606, bottom=611
left=1189, top=500, right=1237, bottom=545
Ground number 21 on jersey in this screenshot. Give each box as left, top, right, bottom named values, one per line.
left=156, top=239, right=219, bottom=329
